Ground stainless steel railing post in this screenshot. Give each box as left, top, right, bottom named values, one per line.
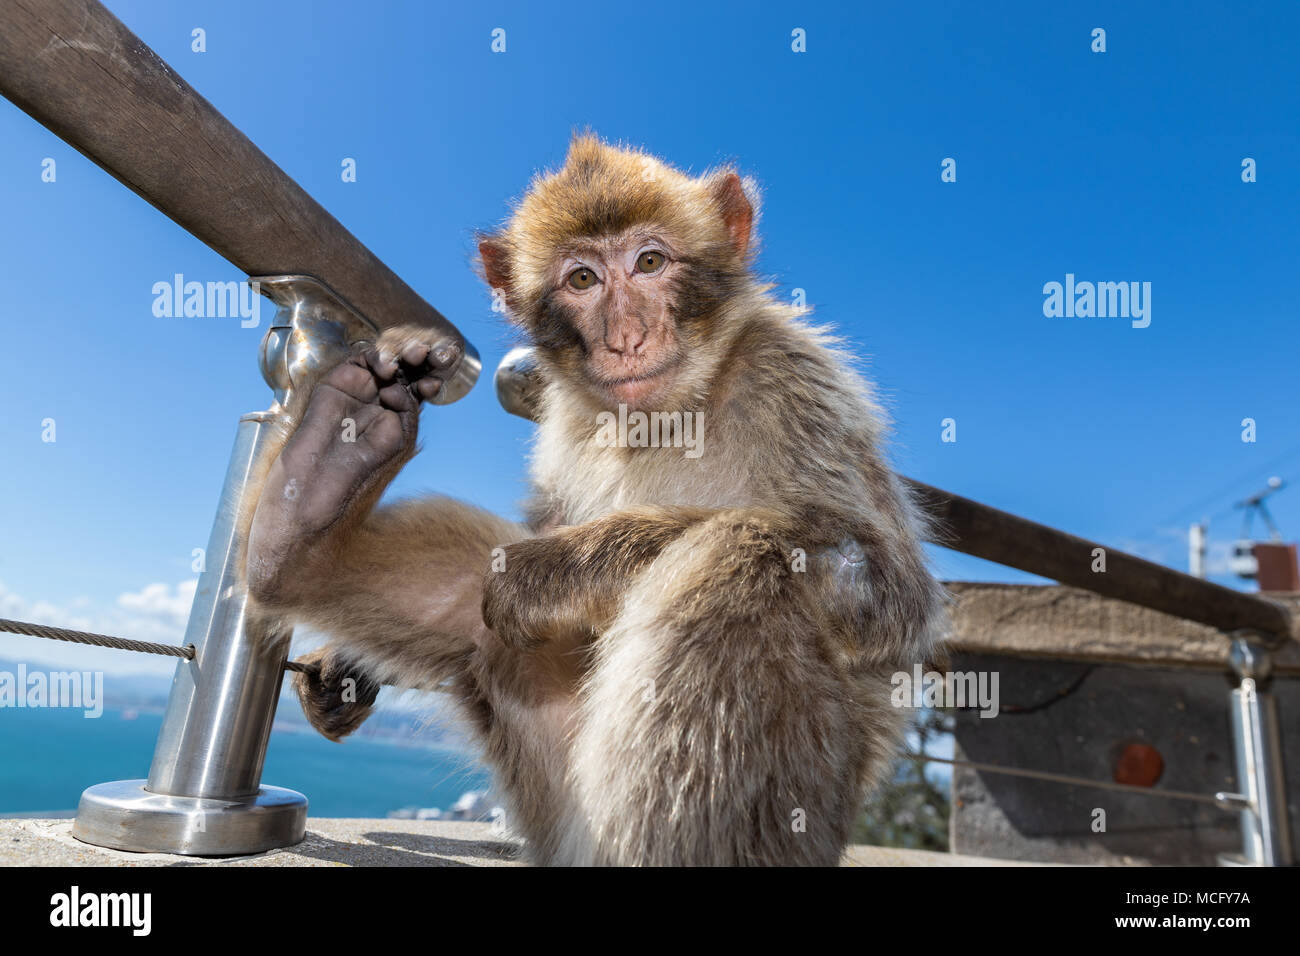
left=70, top=276, right=472, bottom=855
left=1217, top=636, right=1293, bottom=866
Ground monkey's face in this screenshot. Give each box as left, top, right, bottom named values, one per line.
left=542, top=227, right=687, bottom=409
left=477, top=135, right=757, bottom=413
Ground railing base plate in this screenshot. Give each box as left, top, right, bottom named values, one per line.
left=71, top=779, right=307, bottom=856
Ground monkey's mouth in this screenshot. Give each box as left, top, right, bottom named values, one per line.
left=593, top=358, right=681, bottom=407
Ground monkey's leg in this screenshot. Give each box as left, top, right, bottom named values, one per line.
left=243, top=325, right=496, bottom=733
left=559, top=512, right=904, bottom=866
left=255, top=495, right=530, bottom=696
left=242, top=336, right=606, bottom=851
left=253, top=493, right=589, bottom=859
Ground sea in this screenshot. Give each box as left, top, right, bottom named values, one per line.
left=0, top=704, right=491, bottom=818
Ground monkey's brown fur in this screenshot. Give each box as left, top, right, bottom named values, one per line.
left=245, top=134, right=945, bottom=866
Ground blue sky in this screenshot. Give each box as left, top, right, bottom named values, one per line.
left=1, top=0, right=1297, bottom=676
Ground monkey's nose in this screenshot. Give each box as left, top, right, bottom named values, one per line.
left=605, top=325, right=647, bottom=355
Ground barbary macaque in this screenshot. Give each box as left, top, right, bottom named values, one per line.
left=244, top=134, right=945, bottom=865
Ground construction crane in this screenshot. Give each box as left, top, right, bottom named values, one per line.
left=1230, top=477, right=1284, bottom=577
left=1228, top=478, right=1299, bottom=590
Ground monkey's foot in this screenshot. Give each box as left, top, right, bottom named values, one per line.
left=291, top=647, right=382, bottom=741
left=282, top=327, right=465, bottom=529
left=247, top=328, right=463, bottom=598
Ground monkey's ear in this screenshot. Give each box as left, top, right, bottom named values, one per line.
left=477, top=237, right=511, bottom=290
left=711, top=172, right=753, bottom=258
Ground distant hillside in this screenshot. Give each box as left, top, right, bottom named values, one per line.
left=0, top=656, right=475, bottom=753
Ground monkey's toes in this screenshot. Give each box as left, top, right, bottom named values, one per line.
left=291, top=649, right=381, bottom=742
left=368, top=330, right=463, bottom=404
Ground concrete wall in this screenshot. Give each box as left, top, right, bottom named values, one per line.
left=945, top=585, right=1298, bottom=865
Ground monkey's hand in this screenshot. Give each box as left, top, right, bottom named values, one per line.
left=291, top=646, right=382, bottom=742
left=246, top=327, right=464, bottom=605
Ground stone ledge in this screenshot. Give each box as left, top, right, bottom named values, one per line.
left=1, top=818, right=1037, bottom=866
left=946, top=582, right=1300, bottom=674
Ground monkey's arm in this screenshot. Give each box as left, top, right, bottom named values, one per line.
left=486, top=493, right=943, bottom=665
left=481, top=506, right=714, bottom=648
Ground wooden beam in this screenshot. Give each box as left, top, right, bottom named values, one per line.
left=908, top=480, right=1295, bottom=644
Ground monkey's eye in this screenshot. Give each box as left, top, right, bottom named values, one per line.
left=635, top=251, right=666, bottom=274
left=568, top=267, right=598, bottom=290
